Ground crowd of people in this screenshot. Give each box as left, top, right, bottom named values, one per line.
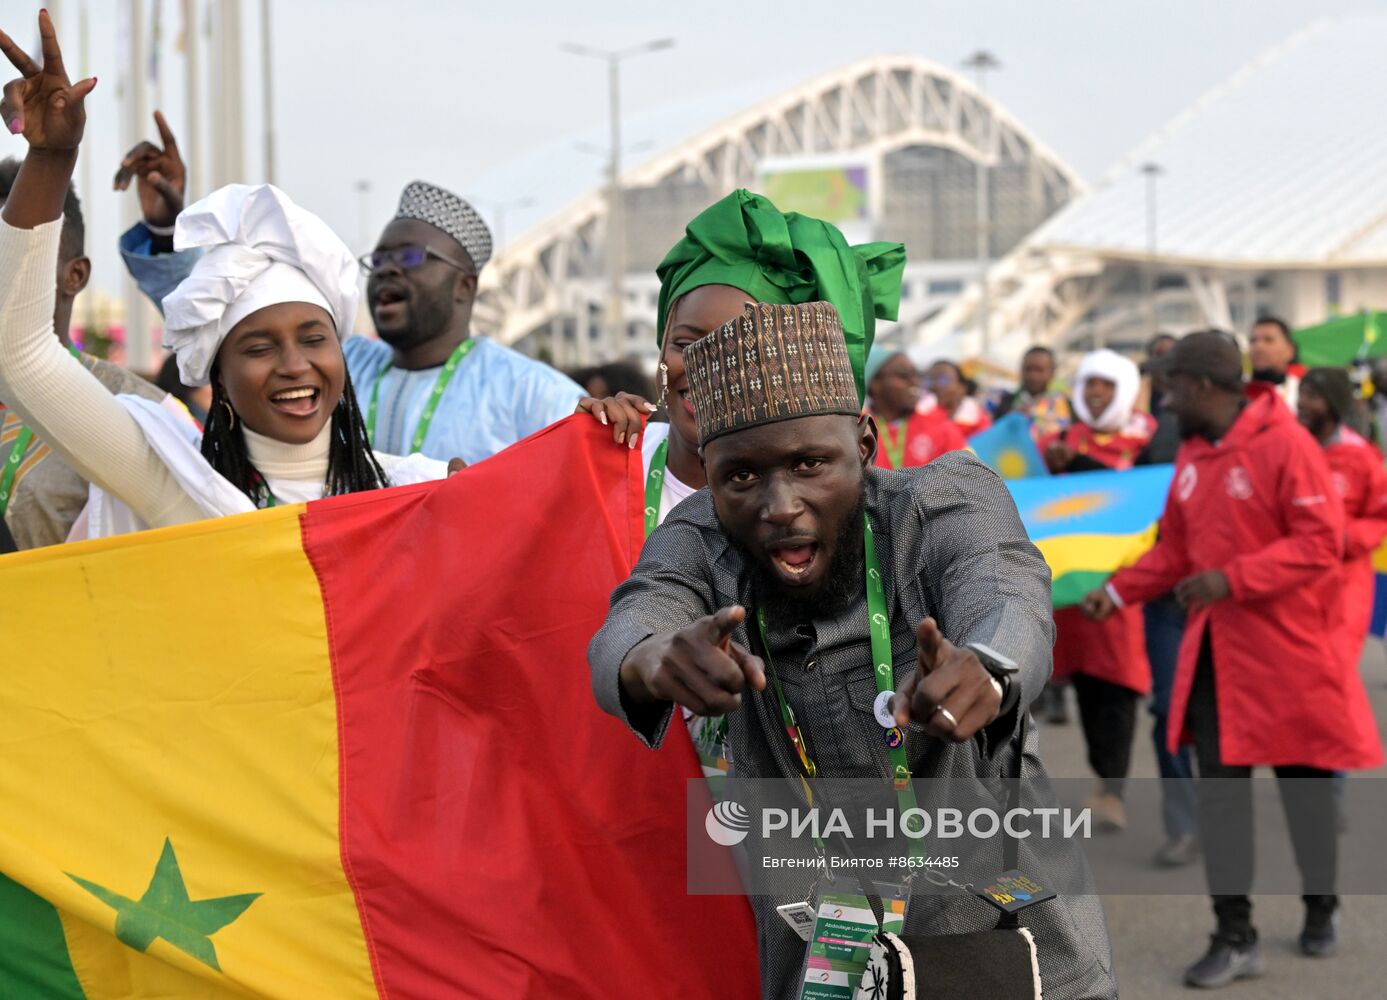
left=1, top=11, right=1384, bottom=998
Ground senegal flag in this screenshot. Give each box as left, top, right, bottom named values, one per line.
left=0, top=417, right=758, bottom=999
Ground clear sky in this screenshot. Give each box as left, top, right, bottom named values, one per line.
left=1, top=0, right=1381, bottom=298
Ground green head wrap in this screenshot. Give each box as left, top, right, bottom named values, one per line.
left=655, top=188, right=906, bottom=401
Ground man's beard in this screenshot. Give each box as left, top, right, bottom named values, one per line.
left=726, top=483, right=868, bottom=623
left=375, top=288, right=454, bottom=352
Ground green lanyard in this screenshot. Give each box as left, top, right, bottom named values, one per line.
left=880, top=419, right=907, bottom=470
left=366, top=339, right=476, bottom=454
left=250, top=472, right=280, bottom=510
left=1, top=347, right=81, bottom=519
left=0, top=425, right=35, bottom=519
left=757, top=515, right=924, bottom=858
left=643, top=438, right=669, bottom=539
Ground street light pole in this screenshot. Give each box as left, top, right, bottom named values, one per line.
left=182, top=0, right=201, bottom=200
left=1141, top=162, right=1164, bottom=341
left=563, top=38, right=674, bottom=362
left=963, top=50, right=1000, bottom=360
left=500, top=197, right=534, bottom=252
left=260, top=0, right=275, bottom=184
left=353, top=179, right=372, bottom=254
left=123, top=0, right=152, bottom=369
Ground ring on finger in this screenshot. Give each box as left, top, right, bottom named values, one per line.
left=933, top=706, right=958, bottom=729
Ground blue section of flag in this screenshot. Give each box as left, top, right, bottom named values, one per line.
left=1007, top=465, right=1175, bottom=543
left=969, top=413, right=1049, bottom=480
left=1372, top=574, right=1387, bottom=638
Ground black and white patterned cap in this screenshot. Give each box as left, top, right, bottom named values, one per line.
left=394, top=180, right=493, bottom=271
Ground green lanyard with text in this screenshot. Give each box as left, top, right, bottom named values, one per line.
left=880, top=419, right=907, bottom=470
left=366, top=338, right=476, bottom=454
left=0, top=425, right=35, bottom=518
left=756, top=515, right=924, bottom=859
left=1, top=347, right=81, bottom=518
left=643, top=438, right=669, bottom=539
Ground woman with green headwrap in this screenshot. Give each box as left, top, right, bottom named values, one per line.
left=576, top=189, right=905, bottom=783
left=579, top=187, right=906, bottom=519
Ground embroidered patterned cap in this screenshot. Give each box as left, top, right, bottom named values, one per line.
left=684, top=301, right=861, bottom=446
left=394, top=181, right=493, bottom=271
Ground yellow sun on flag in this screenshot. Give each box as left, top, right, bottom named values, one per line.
left=996, top=448, right=1031, bottom=479
left=1032, top=491, right=1111, bottom=523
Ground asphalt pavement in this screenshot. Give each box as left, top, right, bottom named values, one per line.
left=1034, top=639, right=1387, bottom=998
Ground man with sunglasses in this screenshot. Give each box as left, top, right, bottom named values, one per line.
left=116, top=123, right=582, bottom=464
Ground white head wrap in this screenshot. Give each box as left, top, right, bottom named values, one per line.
left=161, top=184, right=359, bottom=387
left=1073, top=349, right=1141, bottom=432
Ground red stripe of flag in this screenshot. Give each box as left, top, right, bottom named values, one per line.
left=302, top=416, right=759, bottom=998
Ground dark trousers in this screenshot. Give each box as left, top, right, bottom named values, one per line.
left=1072, top=674, right=1139, bottom=797
left=1144, top=597, right=1198, bottom=838
left=1184, top=632, right=1338, bottom=936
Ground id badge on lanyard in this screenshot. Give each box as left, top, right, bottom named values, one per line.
left=797, top=875, right=910, bottom=1000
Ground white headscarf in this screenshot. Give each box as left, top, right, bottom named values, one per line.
left=1073, top=349, right=1141, bottom=432
left=161, top=184, right=359, bottom=386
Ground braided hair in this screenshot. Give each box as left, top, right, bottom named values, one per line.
left=201, top=368, right=389, bottom=507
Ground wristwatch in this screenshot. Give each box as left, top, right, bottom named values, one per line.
left=967, top=642, right=1021, bottom=717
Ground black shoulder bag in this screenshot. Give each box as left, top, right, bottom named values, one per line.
left=851, top=710, right=1047, bottom=1000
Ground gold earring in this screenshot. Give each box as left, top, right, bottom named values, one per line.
left=221, top=399, right=237, bottom=429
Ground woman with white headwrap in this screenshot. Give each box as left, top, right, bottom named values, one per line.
left=1040, top=348, right=1157, bottom=834
left=0, top=15, right=444, bottom=536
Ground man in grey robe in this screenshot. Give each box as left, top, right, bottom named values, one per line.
left=589, top=301, right=1118, bottom=999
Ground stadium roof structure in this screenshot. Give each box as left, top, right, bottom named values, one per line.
left=470, top=54, right=1085, bottom=349
left=1034, top=16, right=1387, bottom=267
left=927, top=14, right=1387, bottom=355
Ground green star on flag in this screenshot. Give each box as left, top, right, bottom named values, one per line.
left=68, top=838, right=260, bottom=972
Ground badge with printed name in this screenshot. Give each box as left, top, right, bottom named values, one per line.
left=799, top=880, right=909, bottom=1000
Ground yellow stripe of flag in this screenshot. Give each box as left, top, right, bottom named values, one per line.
left=0, top=506, right=377, bottom=998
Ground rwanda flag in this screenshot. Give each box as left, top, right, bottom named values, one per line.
left=1008, top=464, right=1174, bottom=607
left=1372, top=548, right=1387, bottom=638
left=0, top=418, right=757, bottom=999
left=970, top=412, right=1049, bottom=479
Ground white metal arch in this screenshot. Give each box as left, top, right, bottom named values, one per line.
left=473, top=54, right=1086, bottom=348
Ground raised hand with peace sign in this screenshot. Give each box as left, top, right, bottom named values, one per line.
left=0, top=10, right=96, bottom=232
left=113, top=111, right=187, bottom=231
left=0, top=10, right=95, bottom=153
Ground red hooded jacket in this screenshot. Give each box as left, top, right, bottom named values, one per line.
left=872, top=408, right=967, bottom=470
left=1324, top=427, right=1387, bottom=672
left=1109, top=393, right=1383, bottom=770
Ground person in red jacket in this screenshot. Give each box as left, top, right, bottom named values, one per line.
left=1246, top=315, right=1306, bottom=413
left=864, top=347, right=966, bottom=469
left=1042, top=349, right=1155, bottom=832
left=1082, top=332, right=1383, bottom=989
left=1297, top=367, right=1387, bottom=672
left=921, top=359, right=992, bottom=437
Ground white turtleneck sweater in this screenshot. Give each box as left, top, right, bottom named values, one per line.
left=0, top=217, right=429, bottom=531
